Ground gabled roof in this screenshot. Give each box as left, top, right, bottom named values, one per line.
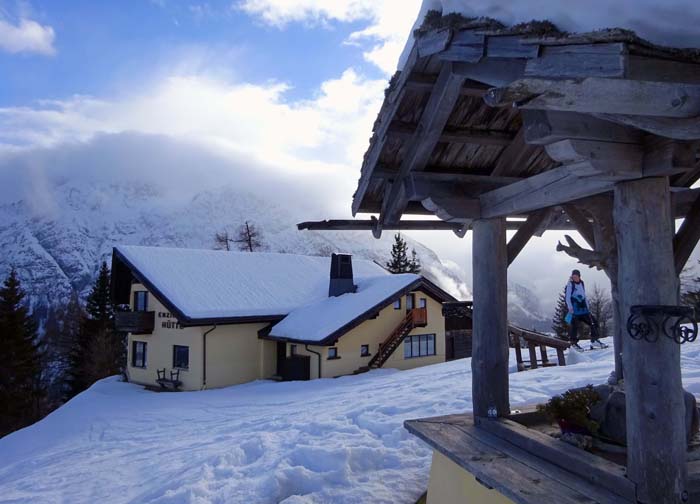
left=266, top=274, right=454, bottom=345
left=111, top=245, right=388, bottom=325
left=111, top=246, right=456, bottom=331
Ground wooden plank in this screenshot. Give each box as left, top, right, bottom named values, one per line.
left=421, top=196, right=480, bottom=223
left=486, top=35, right=539, bottom=58
left=556, top=348, right=566, bottom=366
left=453, top=59, right=527, bottom=87
left=438, top=30, right=484, bottom=62
left=379, top=62, right=467, bottom=227
left=405, top=416, right=628, bottom=504
left=405, top=420, right=598, bottom=504
left=485, top=77, right=700, bottom=118
left=387, top=121, right=515, bottom=146
left=674, top=191, right=700, bottom=275
left=509, top=326, right=570, bottom=350
left=416, top=29, right=452, bottom=58
left=475, top=417, right=636, bottom=502
left=525, top=43, right=626, bottom=79
left=491, top=128, right=537, bottom=177
left=522, top=110, right=642, bottom=145
left=614, top=177, right=687, bottom=503
left=507, top=209, right=551, bottom=265
left=627, top=55, right=700, bottom=85
left=472, top=218, right=509, bottom=417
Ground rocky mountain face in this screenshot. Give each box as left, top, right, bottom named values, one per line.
left=0, top=180, right=472, bottom=324
left=507, top=282, right=552, bottom=333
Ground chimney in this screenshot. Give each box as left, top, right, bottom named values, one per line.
left=329, top=253, right=356, bottom=297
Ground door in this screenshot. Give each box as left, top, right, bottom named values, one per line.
left=276, top=341, right=286, bottom=376
left=406, top=293, right=415, bottom=311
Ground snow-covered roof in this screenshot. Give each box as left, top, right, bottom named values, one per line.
left=268, top=273, right=421, bottom=343
left=114, top=245, right=391, bottom=321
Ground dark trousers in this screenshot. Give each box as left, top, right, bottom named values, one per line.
left=569, top=313, right=600, bottom=343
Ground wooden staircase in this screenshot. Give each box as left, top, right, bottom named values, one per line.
left=355, top=308, right=428, bottom=374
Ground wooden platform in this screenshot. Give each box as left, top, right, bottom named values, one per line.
left=405, top=413, right=700, bottom=503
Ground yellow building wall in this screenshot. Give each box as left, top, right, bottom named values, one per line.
left=427, top=450, right=515, bottom=504
left=126, top=283, right=204, bottom=391
left=205, top=324, right=275, bottom=388
left=293, top=290, right=446, bottom=379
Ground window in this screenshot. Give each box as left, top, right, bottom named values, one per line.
left=393, top=299, right=401, bottom=310
left=173, top=345, right=189, bottom=369
left=132, top=341, right=147, bottom=368
left=419, top=298, right=427, bottom=309
left=361, top=344, right=370, bottom=357
left=404, top=334, right=436, bottom=358
left=133, top=291, right=148, bottom=312
left=406, top=294, right=415, bottom=310
left=327, top=347, right=339, bottom=359
left=290, top=344, right=297, bottom=356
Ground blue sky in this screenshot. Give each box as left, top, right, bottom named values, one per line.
left=0, top=1, right=391, bottom=106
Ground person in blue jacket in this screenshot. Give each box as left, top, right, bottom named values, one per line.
left=565, top=269, right=604, bottom=351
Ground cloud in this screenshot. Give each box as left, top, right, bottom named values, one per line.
left=0, top=16, right=55, bottom=55
left=238, top=0, right=421, bottom=74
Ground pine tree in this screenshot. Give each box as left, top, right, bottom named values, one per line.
left=234, top=221, right=263, bottom=252
left=386, top=233, right=411, bottom=273
left=0, top=269, right=44, bottom=436
left=588, top=284, right=613, bottom=339
left=408, top=248, right=422, bottom=274
left=552, top=285, right=569, bottom=339
left=65, top=262, right=123, bottom=399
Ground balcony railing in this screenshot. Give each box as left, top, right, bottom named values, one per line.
left=115, top=311, right=155, bottom=334
left=410, top=307, right=428, bottom=327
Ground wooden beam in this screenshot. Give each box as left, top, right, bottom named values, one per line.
left=387, top=121, right=514, bottom=146
left=522, top=110, right=642, bottom=145
left=480, top=162, right=617, bottom=219
left=472, top=218, right=509, bottom=418
left=420, top=196, right=480, bottom=223
left=614, top=177, right=687, bottom=503
left=379, top=62, right=467, bottom=229
left=375, top=168, right=522, bottom=186
left=562, top=204, right=595, bottom=248
left=595, top=113, right=700, bottom=140
left=485, top=77, right=700, bottom=118
left=506, top=209, right=551, bottom=265
left=674, top=192, right=700, bottom=275
left=296, top=218, right=467, bottom=233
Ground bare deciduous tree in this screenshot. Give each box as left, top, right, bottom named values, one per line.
left=234, top=221, right=263, bottom=252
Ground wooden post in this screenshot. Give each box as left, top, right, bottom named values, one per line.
left=614, top=177, right=687, bottom=503
left=472, top=218, right=509, bottom=417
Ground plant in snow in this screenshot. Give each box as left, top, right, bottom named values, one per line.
left=213, top=230, right=233, bottom=251
left=408, top=248, right=422, bottom=274
left=65, top=262, right=124, bottom=400
left=234, top=221, right=264, bottom=252
left=0, top=269, right=45, bottom=437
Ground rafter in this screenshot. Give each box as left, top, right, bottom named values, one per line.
left=387, top=121, right=514, bottom=146
left=673, top=192, right=700, bottom=275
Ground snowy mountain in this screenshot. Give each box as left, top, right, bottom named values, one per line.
left=507, top=282, right=551, bottom=333
left=0, top=179, right=471, bottom=321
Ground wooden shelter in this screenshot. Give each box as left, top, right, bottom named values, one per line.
left=302, top=13, right=700, bottom=504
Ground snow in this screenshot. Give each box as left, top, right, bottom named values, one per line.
left=269, top=273, right=420, bottom=342
left=116, top=245, right=389, bottom=319
left=398, top=0, right=700, bottom=70
left=2, top=346, right=700, bottom=503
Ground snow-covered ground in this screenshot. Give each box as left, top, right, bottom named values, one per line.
left=2, top=346, right=700, bottom=504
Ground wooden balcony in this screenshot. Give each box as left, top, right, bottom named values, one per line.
left=410, top=307, right=428, bottom=327
left=115, top=311, right=155, bottom=334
